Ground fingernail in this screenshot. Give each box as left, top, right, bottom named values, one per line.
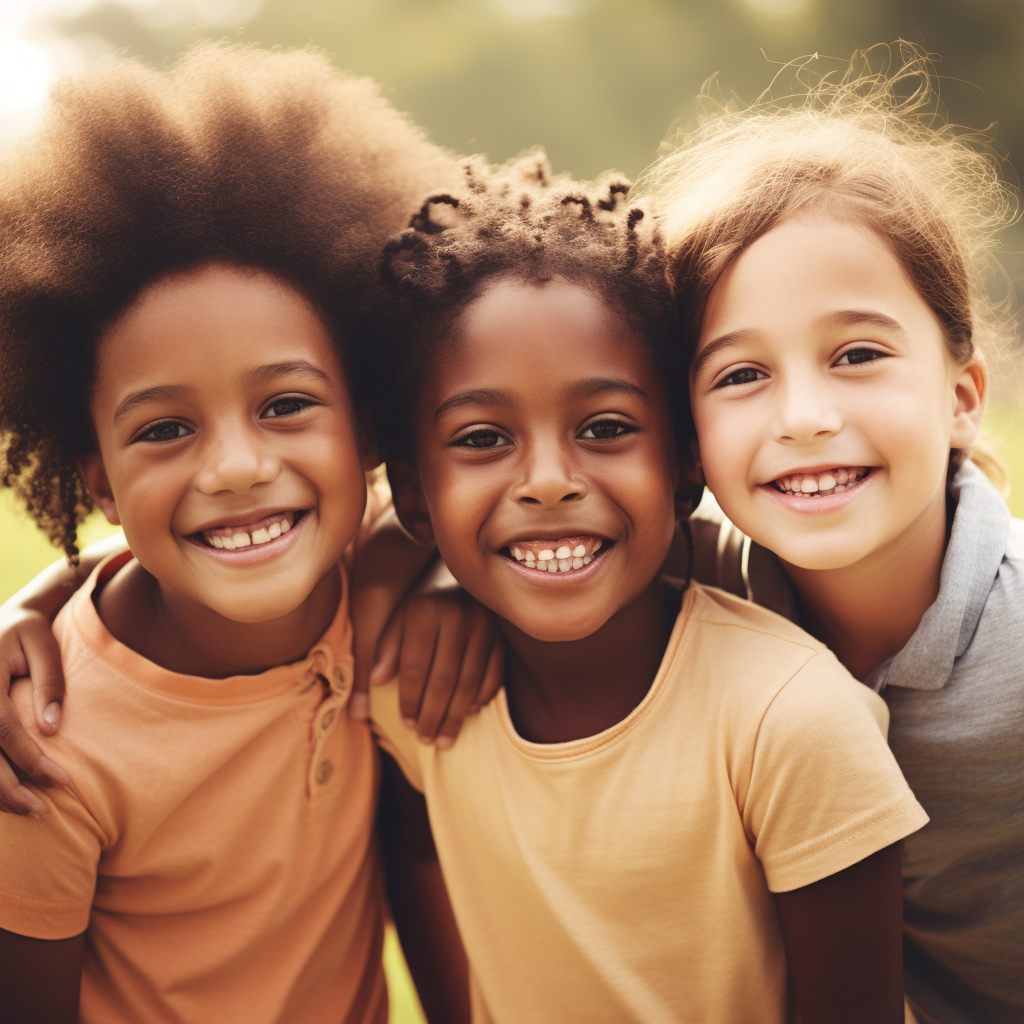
left=43, top=702, right=61, bottom=727
left=348, top=693, right=369, bottom=720
left=418, top=734, right=434, bottom=745
left=402, top=717, right=417, bottom=730
left=39, top=757, right=71, bottom=786
left=435, top=736, right=454, bottom=750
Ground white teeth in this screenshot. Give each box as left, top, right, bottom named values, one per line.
left=834, top=484, right=846, bottom=492
left=268, top=522, right=281, bottom=539
left=222, top=536, right=236, bottom=550
left=536, top=559, right=547, bottom=570
left=232, top=532, right=251, bottom=547
left=211, top=536, right=224, bottom=548
left=818, top=474, right=836, bottom=491
left=836, top=469, right=849, bottom=484
left=251, top=528, right=271, bottom=545
left=513, top=547, right=523, bottom=560
left=547, top=562, right=558, bottom=572
left=558, top=559, right=571, bottom=571
left=800, top=476, right=818, bottom=493
left=572, top=557, right=583, bottom=569
left=538, top=549, right=555, bottom=561
left=280, top=519, right=291, bottom=533
left=555, top=545, right=571, bottom=559
left=572, top=545, right=586, bottom=558
left=583, top=555, right=592, bottom=565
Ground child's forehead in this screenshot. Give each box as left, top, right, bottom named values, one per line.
left=94, top=264, right=348, bottom=398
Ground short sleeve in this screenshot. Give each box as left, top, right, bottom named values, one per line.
left=369, top=679, right=426, bottom=793
left=743, top=651, right=928, bottom=893
left=0, top=782, right=104, bottom=939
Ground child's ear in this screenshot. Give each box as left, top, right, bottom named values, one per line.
left=950, top=358, right=987, bottom=450
left=674, top=441, right=706, bottom=523
left=77, top=454, right=121, bottom=526
left=385, top=460, right=436, bottom=547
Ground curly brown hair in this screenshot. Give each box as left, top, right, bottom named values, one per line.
left=0, top=43, right=458, bottom=559
left=376, top=152, right=684, bottom=462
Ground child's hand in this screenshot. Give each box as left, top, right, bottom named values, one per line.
left=0, top=604, right=70, bottom=816
left=358, top=563, right=504, bottom=748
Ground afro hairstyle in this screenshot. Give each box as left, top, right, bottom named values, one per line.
left=0, top=43, right=459, bottom=558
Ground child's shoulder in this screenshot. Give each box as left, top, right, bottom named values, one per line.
left=686, top=580, right=823, bottom=653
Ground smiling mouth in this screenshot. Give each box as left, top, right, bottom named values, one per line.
left=191, top=510, right=309, bottom=550
left=502, top=536, right=610, bottom=574
left=771, top=467, right=871, bottom=499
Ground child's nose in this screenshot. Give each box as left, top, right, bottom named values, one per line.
left=512, top=444, right=587, bottom=506
left=772, top=378, right=843, bottom=444
left=195, top=425, right=281, bottom=494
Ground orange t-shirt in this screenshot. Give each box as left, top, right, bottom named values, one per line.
left=0, top=552, right=385, bottom=1024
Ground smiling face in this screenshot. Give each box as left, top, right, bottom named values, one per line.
left=689, top=213, right=984, bottom=573
left=402, top=277, right=682, bottom=643
left=86, top=263, right=367, bottom=623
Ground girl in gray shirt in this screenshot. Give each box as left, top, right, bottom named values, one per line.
left=644, top=46, right=1023, bottom=1024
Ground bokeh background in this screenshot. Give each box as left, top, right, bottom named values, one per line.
left=2, top=1, right=1023, bottom=1020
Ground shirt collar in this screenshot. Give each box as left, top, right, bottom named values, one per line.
left=869, top=461, right=1010, bottom=692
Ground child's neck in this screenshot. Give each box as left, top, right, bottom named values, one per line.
left=780, top=485, right=950, bottom=680
left=500, top=578, right=678, bottom=744
left=97, top=559, right=341, bottom=679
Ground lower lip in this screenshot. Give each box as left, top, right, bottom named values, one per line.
left=501, top=546, right=612, bottom=584
left=184, top=512, right=310, bottom=567
left=760, top=470, right=876, bottom=514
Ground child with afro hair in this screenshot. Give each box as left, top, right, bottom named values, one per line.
left=0, top=43, right=489, bottom=1024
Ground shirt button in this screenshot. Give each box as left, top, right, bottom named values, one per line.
left=320, top=709, right=337, bottom=731
left=315, top=760, right=334, bottom=785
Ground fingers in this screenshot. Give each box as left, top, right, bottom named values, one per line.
left=0, top=754, right=48, bottom=818
left=409, top=616, right=471, bottom=745
left=434, top=624, right=499, bottom=749
left=397, top=602, right=443, bottom=728
left=0, top=688, right=68, bottom=811
left=20, top=619, right=67, bottom=736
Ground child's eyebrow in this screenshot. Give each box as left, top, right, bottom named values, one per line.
left=435, top=388, right=515, bottom=420
left=691, top=332, right=752, bottom=380
left=565, top=377, right=649, bottom=403
left=244, top=361, right=332, bottom=387
left=824, top=309, right=906, bottom=334
left=114, top=384, right=193, bottom=422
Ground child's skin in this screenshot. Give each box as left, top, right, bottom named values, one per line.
left=387, top=274, right=906, bottom=1024
left=688, top=212, right=984, bottom=678
left=0, top=262, right=472, bottom=1023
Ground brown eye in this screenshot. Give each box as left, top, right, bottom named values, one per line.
left=455, top=429, right=509, bottom=449
left=136, top=421, right=190, bottom=443
left=835, top=348, right=886, bottom=366
left=717, top=367, right=765, bottom=388
left=580, top=419, right=632, bottom=440
left=263, top=397, right=312, bottom=418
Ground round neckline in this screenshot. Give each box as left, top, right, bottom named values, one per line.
left=493, top=586, right=698, bottom=762
left=71, top=552, right=352, bottom=707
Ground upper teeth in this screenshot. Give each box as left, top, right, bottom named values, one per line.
left=509, top=538, right=603, bottom=573
left=206, top=516, right=292, bottom=549
left=775, top=468, right=868, bottom=497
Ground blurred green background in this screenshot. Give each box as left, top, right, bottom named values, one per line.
left=2, top=1, right=1024, bottom=1020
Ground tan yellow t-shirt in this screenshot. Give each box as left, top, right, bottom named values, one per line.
left=373, top=582, right=928, bottom=1024
left=0, top=553, right=385, bottom=1024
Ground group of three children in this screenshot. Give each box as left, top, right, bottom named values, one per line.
left=0, top=41, right=1019, bottom=1024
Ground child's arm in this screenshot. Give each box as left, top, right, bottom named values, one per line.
left=0, top=535, right=126, bottom=814
left=0, top=927, right=84, bottom=1023
left=349, top=506, right=503, bottom=744
left=774, top=843, right=904, bottom=1024
left=378, top=753, right=470, bottom=1024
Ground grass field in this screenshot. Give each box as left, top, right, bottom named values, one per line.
left=2, top=404, right=1023, bottom=1022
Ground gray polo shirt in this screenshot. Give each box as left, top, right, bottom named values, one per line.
left=690, top=462, right=1024, bottom=1024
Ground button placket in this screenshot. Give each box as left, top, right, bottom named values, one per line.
left=306, top=645, right=352, bottom=796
